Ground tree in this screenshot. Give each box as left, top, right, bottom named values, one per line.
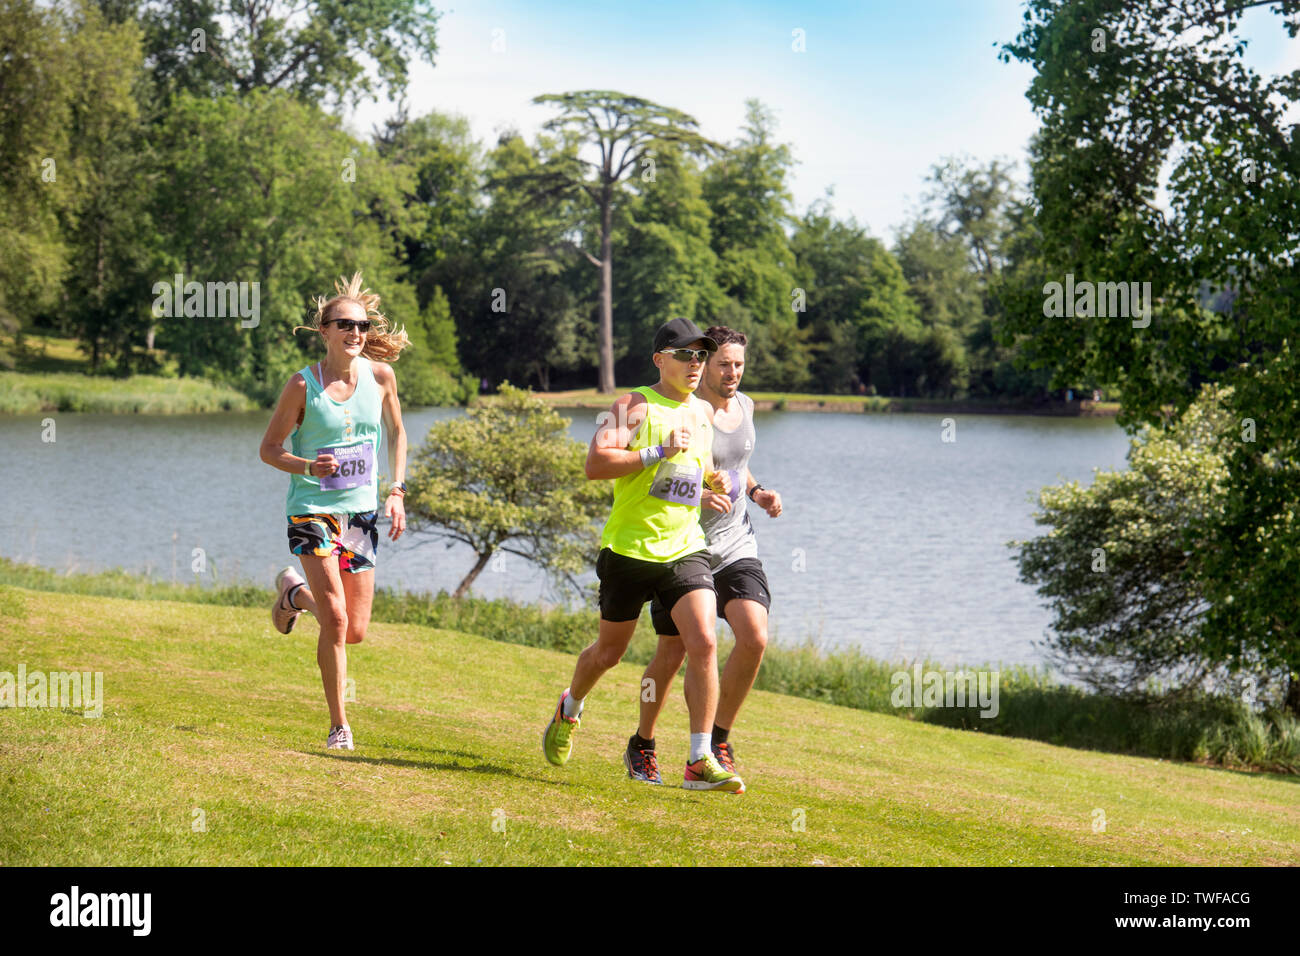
left=0, top=0, right=67, bottom=344
left=394, top=287, right=475, bottom=406
left=152, top=89, right=420, bottom=401
left=891, top=220, right=974, bottom=396
left=896, top=157, right=1046, bottom=399
left=1001, top=0, right=1300, bottom=710
left=0, top=0, right=142, bottom=357
left=450, top=131, right=595, bottom=391
left=1014, top=385, right=1297, bottom=706
left=371, top=109, right=482, bottom=404
left=793, top=198, right=921, bottom=393
left=376, top=110, right=483, bottom=314
left=981, top=180, right=1057, bottom=399
left=744, top=318, right=816, bottom=391
left=703, top=99, right=798, bottom=315
left=523, top=91, right=722, bottom=392
left=137, top=0, right=440, bottom=107
left=59, top=3, right=156, bottom=372
left=405, top=384, right=610, bottom=598
left=612, top=144, right=725, bottom=383
left=923, top=157, right=1018, bottom=280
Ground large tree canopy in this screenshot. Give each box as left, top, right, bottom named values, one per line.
left=0, top=0, right=142, bottom=345
left=138, top=0, right=440, bottom=105
left=521, top=90, right=722, bottom=392
left=1001, top=0, right=1300, bottom=708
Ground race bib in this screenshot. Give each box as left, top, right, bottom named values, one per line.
left=648, top=460, right=703, bottom=507
left=317, top=442, right=375, bottom=491
left=724, top=468, right=743, bottom=503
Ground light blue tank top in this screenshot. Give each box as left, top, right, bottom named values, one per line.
left=286, top=360, right=383, bottom=516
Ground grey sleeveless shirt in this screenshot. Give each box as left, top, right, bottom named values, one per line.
left=701, top=392, right=759, bottom=571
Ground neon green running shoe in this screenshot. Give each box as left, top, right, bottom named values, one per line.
left=542, top=690, right=581, bottom=766
left=683, top=752, right=745, bottom=793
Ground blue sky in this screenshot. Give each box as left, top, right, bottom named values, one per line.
left=345, top=1, right=1299, bottom=238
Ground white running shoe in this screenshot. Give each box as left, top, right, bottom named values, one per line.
left=272, top=566, right=306, bottom=634
left=326, top=725, right=354, bottom=750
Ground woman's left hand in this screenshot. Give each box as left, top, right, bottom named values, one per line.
left=385, top=493, right=406, bottom=540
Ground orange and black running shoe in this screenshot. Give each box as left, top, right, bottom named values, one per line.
left=713, top=740, right=738, bottom=774
left=623, top=737, right=662, bottom=785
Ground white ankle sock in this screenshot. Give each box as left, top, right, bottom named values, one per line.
left=562, top=689, right=584, bottom=719
left=689, top=732, right=711, bottom=762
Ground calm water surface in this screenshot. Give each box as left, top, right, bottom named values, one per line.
left=3, top=407, right=1130, bottom=667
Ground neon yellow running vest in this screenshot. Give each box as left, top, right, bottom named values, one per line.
left=599, top=385, right=712, bottom=563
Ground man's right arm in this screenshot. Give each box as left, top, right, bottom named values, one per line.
left=585, top=393, right=648, bottom=480
left=586, top=392, right=692, bottom=480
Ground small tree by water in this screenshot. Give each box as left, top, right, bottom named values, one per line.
left=405, top=384, right=609, bottom=598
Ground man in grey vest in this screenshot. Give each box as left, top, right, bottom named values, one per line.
left=623, top=325, right=783, bottom=787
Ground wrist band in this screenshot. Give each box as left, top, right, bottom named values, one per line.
left=304, top=460, right=313, bottom=477
left=748, top=483, right=764, bottom=502
left=639, top=444, right=666, bottom=468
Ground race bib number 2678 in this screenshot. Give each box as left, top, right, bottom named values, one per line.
left=317, top=442, right=375, bottom=491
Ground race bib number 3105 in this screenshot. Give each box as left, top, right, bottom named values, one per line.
left=649, top=460, right=703, bottom=507
left=318, top=442, right=375, bottom=491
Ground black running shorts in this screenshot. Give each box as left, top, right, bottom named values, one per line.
left=596, top=547, right=714, bottom=623
left=649, top=557, right=770, bottom=636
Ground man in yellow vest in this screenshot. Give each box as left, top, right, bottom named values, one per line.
left=542, top=318, right=744, bottom=792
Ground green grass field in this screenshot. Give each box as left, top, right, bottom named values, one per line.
left=4, top=334, right=89, bottom=373
left=2, top=585, right=1296, bottom=866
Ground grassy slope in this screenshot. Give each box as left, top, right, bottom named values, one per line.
left=2, top=586, right=1296, bottom=866
left=5, top=334, right=88, bottom=373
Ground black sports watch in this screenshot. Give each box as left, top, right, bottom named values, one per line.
left=747, top=483, right=764, bottom=502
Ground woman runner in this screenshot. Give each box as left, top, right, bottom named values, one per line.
left=259, top=273, right=409, bottom=750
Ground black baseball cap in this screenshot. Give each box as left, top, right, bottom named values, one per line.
left=652, top=317, right=717, bottom=354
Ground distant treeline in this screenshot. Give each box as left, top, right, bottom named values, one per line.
left=1, top=0, right=1061, bottom=405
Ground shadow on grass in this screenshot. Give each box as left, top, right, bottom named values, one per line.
left=1202, top=766, right=1300, bottom=786
left=305, top=749, right=575, bottom=786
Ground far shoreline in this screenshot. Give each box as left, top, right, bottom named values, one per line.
left=531, top=388, right=1121, bottom=418
left=0, top=367, right=1121, bottom=419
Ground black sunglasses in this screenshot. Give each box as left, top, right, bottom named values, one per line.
left=328, top=319, right=371, bottom=333
left=659, top=348, right=710, bottom=363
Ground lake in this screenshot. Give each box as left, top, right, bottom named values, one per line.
left=2, top=406, right=1130, bottom=667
